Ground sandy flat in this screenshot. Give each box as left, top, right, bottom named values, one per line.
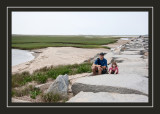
left=12, top=47, right=109, bottom=74
left=12, top=38, right=131, bottom=74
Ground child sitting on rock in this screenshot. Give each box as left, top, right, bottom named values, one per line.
left=109, top=61, right=119, bottom=74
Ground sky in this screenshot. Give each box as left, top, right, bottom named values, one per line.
left=12, top=12, right=148, bottom=35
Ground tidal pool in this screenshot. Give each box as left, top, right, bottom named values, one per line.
left=12, top=49, right=35, bottom=66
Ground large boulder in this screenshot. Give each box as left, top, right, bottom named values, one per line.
left=46, top=74, right=68, bottom=97
left=67, top=91, right=148, bottom=102
left=71, top=74, right=148, bottom=96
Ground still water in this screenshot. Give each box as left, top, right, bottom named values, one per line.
left=12, top=49, right=35, bottom=66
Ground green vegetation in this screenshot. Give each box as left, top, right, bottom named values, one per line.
left=41, top=93, right=61, bottom=103
left=12, top=85, right=33, bottom=97
left=12, top=72, right=32, bottom=88
left=12, top=85, right=41, bottom=99
left=12, top=35, right=119, bottom=49
left=12, top=62, right=92, bottom=88
left=30, top=88, right=41, bottom=99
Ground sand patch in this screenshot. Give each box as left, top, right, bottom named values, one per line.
left=12, top=47, right=109, bottom=74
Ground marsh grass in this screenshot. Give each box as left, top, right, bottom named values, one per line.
left=12, top=71, right=32, bottom=87
left=41, top=93, right=61, bottom=103
left=12, top=85, right=33, bottom=97
left=30, top=88, right=41, bottom=99
left=12, top=62, right=92, bottom=88
left=12, top=35, right=118, bottom=49
left=12, top=85, right=41, bottom=99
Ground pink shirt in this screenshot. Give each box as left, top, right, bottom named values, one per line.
left=109, top=67, right=119, bottom=74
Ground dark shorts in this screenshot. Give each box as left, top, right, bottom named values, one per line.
left=96, top=67, right=108, bottom=74
left=102, top=68, right=107, bottom=74
left=111, top=70, right=115, bottom=74
left=111, top=70, right=118, bottom=74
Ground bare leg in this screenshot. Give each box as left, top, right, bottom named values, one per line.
left=98, top=67, right=102, bottom=75
left=92, top=66, right=97, bottom=75
left=114, top=69, right=118, bottom=74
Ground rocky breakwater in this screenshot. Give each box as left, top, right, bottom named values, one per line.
left=68, top=37, right=149, bottom=102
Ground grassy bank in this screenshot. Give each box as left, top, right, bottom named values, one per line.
left=12, top=62, right=92, bottom=88
left=12, top=84, right=67, bottom=102
left=12, top=62, right=92, bottom=102
left=12, top=35, right=119, bottom=49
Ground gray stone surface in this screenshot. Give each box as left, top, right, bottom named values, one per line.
left=68, top=91, right=148, bottom=102
left=69, top=37, right=149, bottom=102
left=46, top=74, right=68, bottom=97
left=12, top=98, right=31, bottom=103
left=121, top=51, right=140, bottom=55
left=116, top=62, right=148, bottom=77
left=113, top=54, right=143, bottom=58
left=112, top=57, right=148, bottom=77
left=104, top=52, right=114, bottom=65
left=72, top=74, right=148, bottom=96
left=111, top=49, right=148, bottom=77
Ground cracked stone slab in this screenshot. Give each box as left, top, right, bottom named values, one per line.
left=125, top=48, right=145, bottom=51
left=67, top=91, right=148, bottom=102
left=114, top=61, right=148, bottom=77
left=120, top=51, right=140, bottom=55
left=72, top=74, right=148, bottom=95
left=113, top=55, right=143, bottom=58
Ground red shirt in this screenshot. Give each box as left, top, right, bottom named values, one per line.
left=109, top=67, right=119, bottom=74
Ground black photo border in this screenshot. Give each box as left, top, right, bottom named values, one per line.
left=5, top=7, right=153, bottom=108
left=0, top=0, right=159, bottom=108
